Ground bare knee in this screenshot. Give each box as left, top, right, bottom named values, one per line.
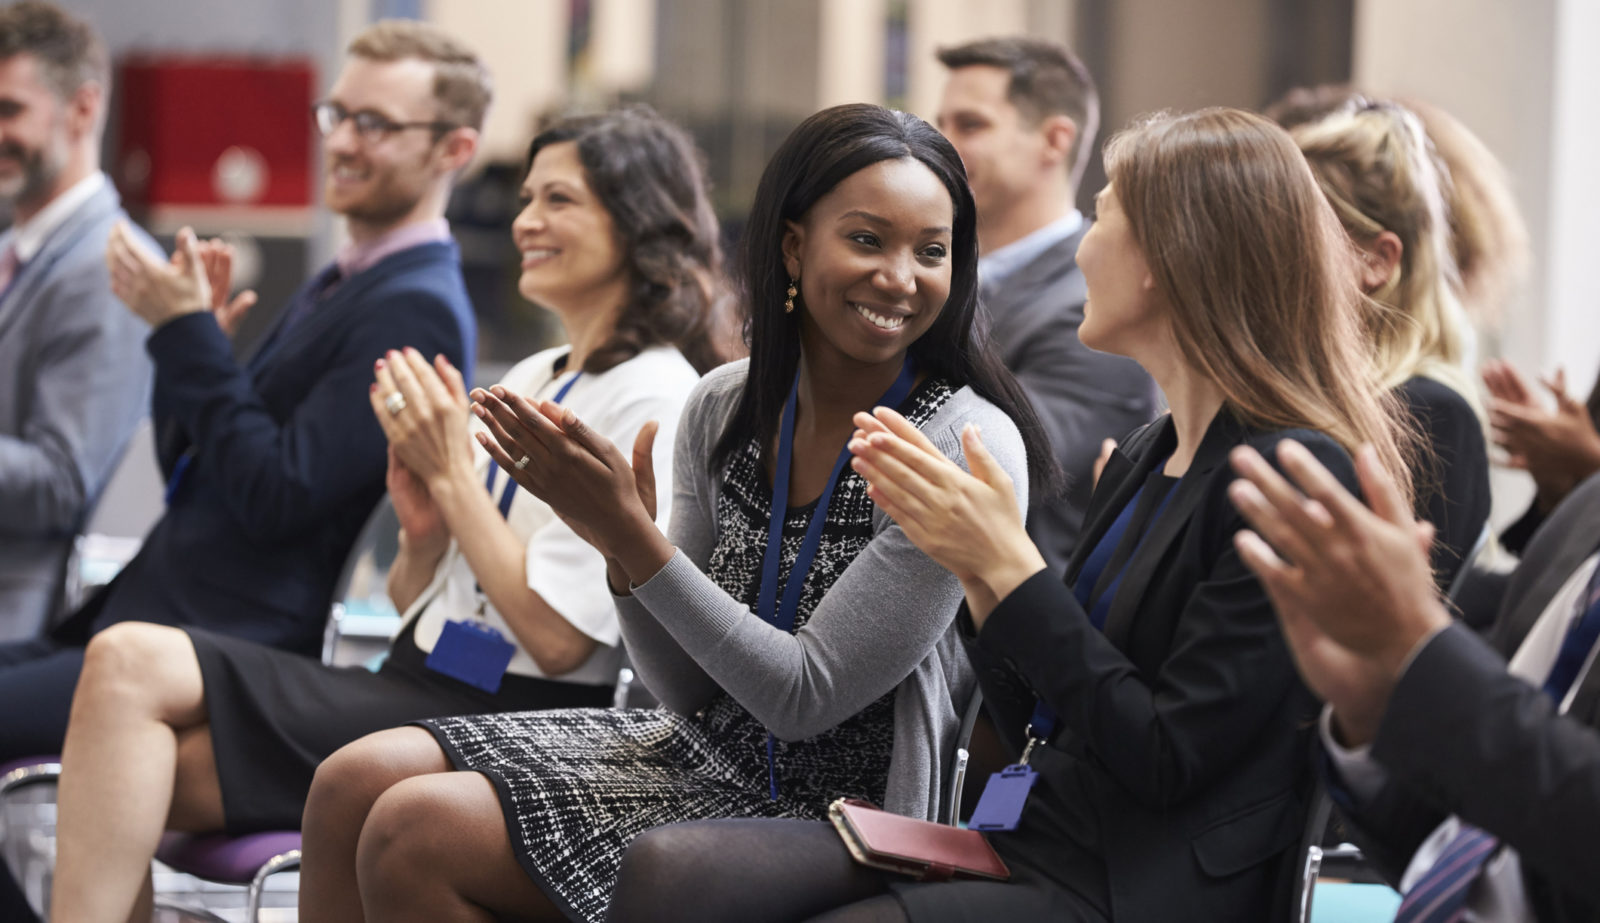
left=355, top=778, right=432, bottom=880
left=353, top=774, right=469, bottom=906
left=78, top=623, right=203, bottom=720
left=305, top=727, right=451, bottom=832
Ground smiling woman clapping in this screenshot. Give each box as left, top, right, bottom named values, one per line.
left=297, top=103, right=1055, bottom=923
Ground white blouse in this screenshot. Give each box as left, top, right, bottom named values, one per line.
left=400, top=344, right=700, bottom=687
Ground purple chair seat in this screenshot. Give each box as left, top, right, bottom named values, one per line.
left=0, top=756, right=59, bottom=784
left=156, top=831, right=302, bottom=884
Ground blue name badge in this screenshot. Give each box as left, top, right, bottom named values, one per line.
left=425, top=620, right=515, bottom=694
left=966, top=764, right=1040, bottom=832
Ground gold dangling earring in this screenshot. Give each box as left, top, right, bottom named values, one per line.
left=785, top=277, right=798, bottom=314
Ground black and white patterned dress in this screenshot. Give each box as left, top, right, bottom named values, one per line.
left=421, top=377, right=956, bottom=923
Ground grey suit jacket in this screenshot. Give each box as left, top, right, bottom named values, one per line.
left=982, top=223, right=1159, bottom=573
left=0, top=182, right=152, bottom=638
left=1346, top=472, right=1600, bottom=922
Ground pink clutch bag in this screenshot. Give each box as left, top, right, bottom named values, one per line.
left=828, top=798, right=1011, bottom=883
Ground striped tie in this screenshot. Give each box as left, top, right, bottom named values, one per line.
left=1394, top=560, right=1600, bottom=922
left=1392, top=826, right=1498, bottom=923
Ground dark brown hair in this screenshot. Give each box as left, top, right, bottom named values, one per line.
left=0, top=1, right=107, bottom=99
left=528, top=105, right=733, bottom=376
left=937, top=36, right=1098, bottom=186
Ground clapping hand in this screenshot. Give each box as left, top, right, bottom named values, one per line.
left=847, top=407, right=1044, bottom=627
left=1483, top=359, right=1600, bottom=512
left=106, top=223, right=212, bottom=327
left=194, top=237, right=259, bottom=338
left=470, top=385, right=671, bottom=583
left=1227, top=441, right=1449, bottom=748
left=385, top=445, right=447, bottom=555
left=370, top=348, right=475, bottom=489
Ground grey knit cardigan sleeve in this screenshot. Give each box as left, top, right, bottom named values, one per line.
left=615, top=359, right=1030, bottom=819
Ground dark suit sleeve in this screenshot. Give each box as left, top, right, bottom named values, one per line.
left=1366, top=622, right=1600, bottom=907
left=145, top=290, right=466, bottom=543
left=1009, top=304, right=1155, bottom=474
left=969, top=434, right=1357, bottom=810
left=0, top=259, right=151, bottom=536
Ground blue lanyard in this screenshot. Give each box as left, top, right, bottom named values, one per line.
left=476, top=369, right=580, bottom=599
left=483, top=369, right=581, bottom=516
left=163, top=451, right=195, bottom=506
left=1026, top=466, right=1178, bottom=748
left=758, top=358, right=916, bottom=798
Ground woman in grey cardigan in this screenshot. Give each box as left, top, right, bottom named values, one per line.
left=297, top=103, right=1056, bottom=923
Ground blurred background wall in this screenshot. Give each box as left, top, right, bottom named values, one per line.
left=46, top=0, right=1600, bottom=521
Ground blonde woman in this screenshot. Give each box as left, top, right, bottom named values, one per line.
left=1287, top=99, right=1490, bottom=589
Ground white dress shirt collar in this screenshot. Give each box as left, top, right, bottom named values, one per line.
left=978, top=209, right=1083, bottom=290
left=9, top=171, right=109, bottom=263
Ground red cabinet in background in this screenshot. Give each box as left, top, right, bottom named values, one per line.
left=115, top=56, right=315, bottom=213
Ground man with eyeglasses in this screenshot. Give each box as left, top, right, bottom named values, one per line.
left=0, top=22, right=486, bottom=917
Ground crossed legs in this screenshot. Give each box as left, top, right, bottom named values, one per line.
left=50, top=623, right=225, bottom=923
left=299, top=726, right=557, bottom=922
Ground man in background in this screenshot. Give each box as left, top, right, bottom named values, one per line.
left=0, top=0, right=151, bottom=639
left=937, top=37, right=1158, bottom=572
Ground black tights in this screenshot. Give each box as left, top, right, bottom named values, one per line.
left=606, top=818, right=908, bottom=923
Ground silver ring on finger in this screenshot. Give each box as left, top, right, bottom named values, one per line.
left=385, top=392, right=408, bottom=416
left=514, top=455, right=531, bottom=470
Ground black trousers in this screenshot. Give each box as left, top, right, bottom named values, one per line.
left=0, top=636, right=87, bottom=922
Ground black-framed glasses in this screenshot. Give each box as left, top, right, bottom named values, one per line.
left=312, top=101, right=456, bottom=143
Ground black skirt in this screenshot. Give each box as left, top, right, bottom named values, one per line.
left=188, top=621, right=614, bottom=832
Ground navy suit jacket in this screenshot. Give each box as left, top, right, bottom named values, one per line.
left=1342, top=472, right=1600, bottom=922
left=54, top=239, right=476, bottom=656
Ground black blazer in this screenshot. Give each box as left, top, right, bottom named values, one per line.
left=981, top=225, right=1158, bottom=575
left=54, top=241, right=476, bottom=656
left=963, top=410, right=1357, bottom=921
left=1397, top=375, right=1489, bottom=591
left=1344, top=471, right=1600, bottom=922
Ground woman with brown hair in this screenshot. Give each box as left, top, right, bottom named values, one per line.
left=1286, top=99, right=1490, bottom=589
left=602, top=107, right=1413, bottom=923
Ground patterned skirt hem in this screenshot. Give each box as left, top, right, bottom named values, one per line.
left=416, top=720, right=592, bottom=923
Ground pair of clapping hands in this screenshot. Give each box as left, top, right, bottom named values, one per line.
left=847, top=411, right=1447, bottom=752
left=1483, top=359, right=1600, bottom=514
left=370, top=347, right=672, bottom=587
left=106, top=222, right=257, bottom=334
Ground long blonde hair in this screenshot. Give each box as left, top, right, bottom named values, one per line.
left=1104, top=108, right=1414, bottom=504
left=1402, top=97, right=1530, bottom=327
left=1289, top=101, right=1483, bottom=419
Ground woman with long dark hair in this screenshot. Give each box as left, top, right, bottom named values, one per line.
left=603, top=108, right=1415, bottom=923
left=296, top=102, right=1054, bottom=923
left=47, top=104, right=728, bottom=923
